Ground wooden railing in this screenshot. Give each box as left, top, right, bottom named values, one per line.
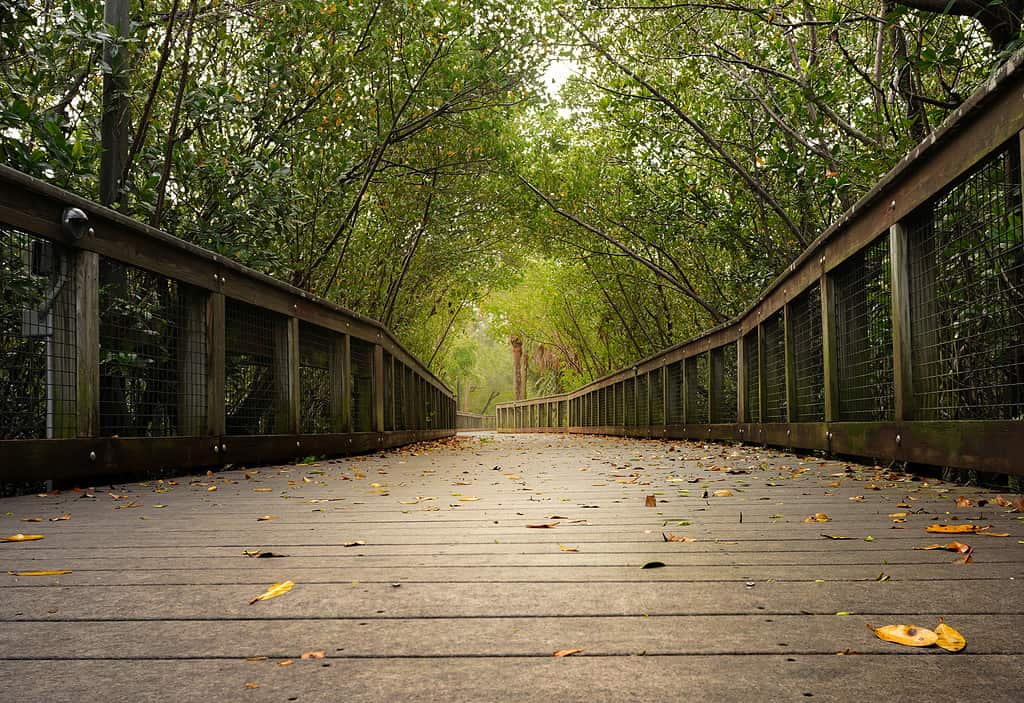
left=498, top=54, right=1024, bottom=476
left=0, top=168, right=455, bottom=486
left=455, top=412, right=496, bottom=430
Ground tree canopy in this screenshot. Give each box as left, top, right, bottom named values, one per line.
left=0, top=0, right=1011, bottom=402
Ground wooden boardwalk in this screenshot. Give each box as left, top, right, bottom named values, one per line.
left=1, top=433, right=1022, bottom=701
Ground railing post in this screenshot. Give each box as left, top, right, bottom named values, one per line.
left=273, top=316, right=299, bottom=434
left=68, top=250, right=100, bottom=438
left=890, top=223, right=915, bottom=422
left=820, top=274, right=840, bottom=423
left=784, top=302, right=799, bottom=423
left=373, top=343, right=385, bottom=432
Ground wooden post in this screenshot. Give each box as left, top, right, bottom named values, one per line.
left=206, top=292, right=225, bottom=436
left=273, top=316, right=298, bottom=434
left=820, top=275, right=840, bottom=423
left=890, top=222, right=915, bottom=422
left=784, top=303, right=799, bottom=423
left=75, top=251, right=100, bottom=437
left=373, top=344, right=385, bottom=432
left=177, top=285, right=207, bottom=436
left=100, top=0, right=130, bottom=207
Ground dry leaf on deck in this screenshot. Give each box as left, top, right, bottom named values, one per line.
left=527, top=522, right=559, bottom=528
left=804, top=513, right=831, bottom=523
left=849, top=496, right=865, bottom=502
left=955, top=497, right=973, bottom=508
left=935, top=618, right=966, bottom=652
left=868, top=623, right=938, bottom=647
left=20, top=517, right=42, bottom=523
left=1, top=534, right=44, bottom=542
left=301, top=650, right=326, bottom=660
left=256, top=515, right=277, bottom=522
left=458, top=497, right=480, bottom=502
left=820, top=534, right=854, bottom=540
left=248, top=580, right=294, bottom=604
left=663, top=533, right=697, bottom=542
left=553, top=648, right=583, bottom=658
left=8, top=570, right=72, bottom=576
left=254, top=488, right=273, bottom=493
left=207, top=486, right=218, bottom=492
left=342, top=541, right=366, bottom=547
left=712, top=489, right=733, bottom=497
left=645, top=495, right=657, bottom=507
left=926, top=524, right=986, bottom=534
left=641, top=561, right=666, bottom=569
left=558, top=544, right=578, bottom=552
left=49, top=514, right=71, bottom=521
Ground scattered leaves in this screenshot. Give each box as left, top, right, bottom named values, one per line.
left=248, top=580, right=294, bottom=604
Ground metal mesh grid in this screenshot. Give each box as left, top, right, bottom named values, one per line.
left=666, top=361, right=683, bottom=423
left=299, top=322, right=332, bottom=434
left=1, top=229, right=77, bottom=439
left=651, top=368, right=665, bottom=425
left=834, top=236, right=894, bottom=421
left=908, top=144, right=1024, bottom=420
left=350, top=338, right=374, bottom=432
left=99, top=258, right=206, bottom=437
left=791, top=284, right=825, bottom=422
left=624, top=378, right=636, bottom=425
left=687, top=354, right=709, bottom=423
left=637, top=374, right=649, bottom=425
left=560, top=399, right=568, bottom=427
left=395, top=363, right=407, bottom=430
left=762, top=312, right=787, bottom=423
left=383, top=353, right=395, bottom=431
left=712, top=342, right=738, bottom=423
left=225, top=299, right=278, bottom=435
left=743, top=331, right=760, bottom=422
left=598, top=387, right=607, bottom=425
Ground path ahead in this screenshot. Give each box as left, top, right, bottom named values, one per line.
left=1, top=433, right=1022, bottom=701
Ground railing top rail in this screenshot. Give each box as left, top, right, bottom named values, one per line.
left=547, top=50, right=1024, bottom=401
left=0, top=164, right=453, bottom=399
left=495, top=393, right=571, bottom=410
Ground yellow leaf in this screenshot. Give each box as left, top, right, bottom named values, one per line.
left=301, top=650, right=326, bottom=659
left=663, top=533, right=697, bottom=543
left=712, top=489, right=733, bottom=497
left=927, top=524, right=984, bottom=534
left=803, top=513, right=830, bottom=523
left=254, top=488, right=273, bottom=493
left=889, top=512, right=908, bottom=518
left=868, top=623, right=938, bottom=647
left=207, top=485, right=218, bottom=492
left=559, top=544, right=579, bottom=552
left=1, top=534, right=44, bottom=542
left=935, top=618, right=966, bottom=652
left=849, top=496, right=865, bottom=502
left=459, top=497, right=480, bottom=502
left=244, top=682, right=259, bottom=689
left=277, top=659, right=294, bottom=666
left=249, top=580, right=294, bottom=604
left=256, top=515, right=277, bottom=521
left=8, top=570, right=72, bottom=576
left=552, top=648, right=583, bottom=657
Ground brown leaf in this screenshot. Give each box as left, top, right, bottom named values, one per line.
left=1, top=534, right=44, bottom=542
left=644, top=495, right=657, bottom=507
left=277, top=660, right=294, bottom=667
left=712, top=489, right=733, bottom=497
left=244, top=682, right=260, bottom=689
left=8, top=570, right=72, bottom=576
left=301, top=650, right=326, bottom=660
left=926, top=524, right=987, bottom=534
left=526, top=522, right=559, bottom=528
left=955, top=496, right=973, bottom=508
left=342, top=540, right=366, bottom=547
left=820, top=534, right=854, bottom=540
left=553, top=648, right=584, bottom=658
left=868, top=623, right=938, bottom=647
left=663, top=533, right=697, bottom=543
left=803, top=513, right=830, bottom=523
left=20, top=517, right=42, bottom=523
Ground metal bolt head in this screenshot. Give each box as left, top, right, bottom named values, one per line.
left=221, top=443, right=227, bottom=452
left=89, top=451, right=96, bottom=461
left=213, top=445, right=219, bottom=453
left=890, top=200, right=896, bottom=210
left=895, top=434, right=902, bottom=446
left=826, top=431, right=833, bottom=440
left=296, top=441, right=300, bottom=448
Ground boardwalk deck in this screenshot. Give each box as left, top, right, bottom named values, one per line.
left=1, top=433, right=1022, bottom=701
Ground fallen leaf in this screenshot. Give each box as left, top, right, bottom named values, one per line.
left=256, top=515, right=277, bottom=522
left=889, top=512, right=908, bottom=518
left=644, top=495, right=657, bottom=507
left=1, top=534, right=44, bottom=542
left=820, top=534, right=854, bottom=540
left=558, top=544, right=579, bottom=552
left=955, top=497, right=973, bottom=508
left=974, top=528, right=1009, bottom=537
left=49, top=514, right=71, bottom=521
left=248, top=580, right=294, bottom=604
left=242, top=550, right=288, bottom=558
left=868, top=623, right=938, bottom=647
left=526, top=522, right=559, bottom=528
left=926, top=524, right=987, bottom=534
left=935, top=618, right=966, bottom=652
left=712, top=489, right=733, bottom=497
left=849, top=496, right=865, bottom=502
left=244, top=682, right=259, bottom=689
left=254, top=488, right=273, bottom=493
left=804, top=513, right=831, bottom=523
left=8, top=570, right=72, bottom=576
left=458, top=497, right=480, bottom=502
left=553, top=648, right=583, bottom=658
left=301, top=650, right=326, bottom=660
left=20, top=517, right=42, bottom=523
left=207, top=486, right=218, bottom=492
left=663, top=533, right=697, bottom=543
left=277, top=660, right=294, bottom=667
left=641, top=561, right=666, bottom=569
left=342, top=541, right=366, bottom=547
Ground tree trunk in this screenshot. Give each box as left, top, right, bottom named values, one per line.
left=511, top=336, right=524, bottom=400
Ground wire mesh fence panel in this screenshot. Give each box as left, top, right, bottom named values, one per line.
left=225, top=299, right=279, bottom=435
left=686, top=354, right=709, bottom=423
left=98, top=258, right=206, bottom=437
left=597, top=387, right=606, bottom=425
left=0, top=229, right=77, bottom=439
left=651, top=367, right=665, bottom=425
left=834, top=237, right=894, bottom=421
left=394, top=362, right=407, bottom=430
left=383, top=353, right=395, bottom=431
left=762, top=312, right=787, bottom=423
left=560, top=399, right=568, bottom=427
left=637, top=374, right=649, bottom=426
left=299, top=322, right=332, bottom=434
left=743, top=331, right=760, bottom=423
left=350, top=338, right=374, bottom=432
left=666, top=361, right=683, bottom=423
left=624, top=378, right=636, bottom=426
left=908, top=144, right=1024, bottom=420
left=711, top=342, right=738, bottom=423
left=790, top=285, right=825, bottom=422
